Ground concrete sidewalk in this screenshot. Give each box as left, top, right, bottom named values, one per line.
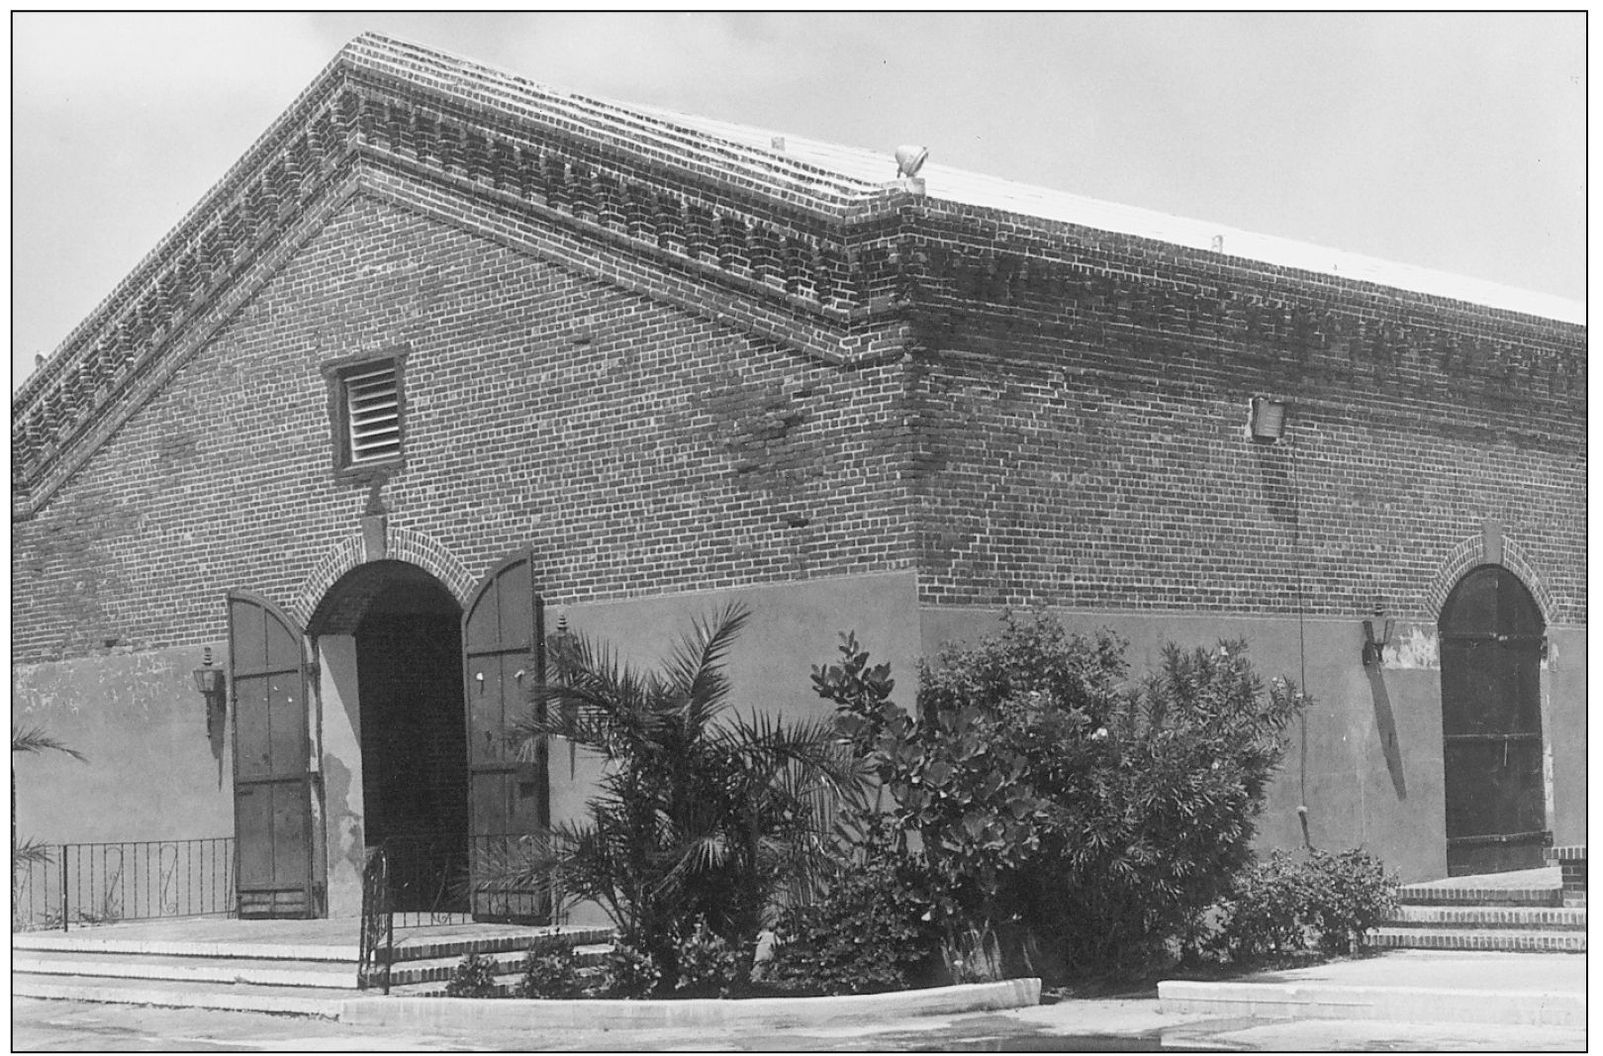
left=1159, top=949, right=1585, bottom=1029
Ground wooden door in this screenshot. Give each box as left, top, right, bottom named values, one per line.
left=228, top=591, right=317, bottom=918
left=1439, top=566, right=1548, bottom=876
left=461, top=551, right=548, bottom=920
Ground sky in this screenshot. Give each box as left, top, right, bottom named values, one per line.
left=8, top=11, right=1586, bottom=392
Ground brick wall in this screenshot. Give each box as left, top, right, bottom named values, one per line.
left=904, top=202, right=1586, bottom=623
left=12, top=194, right=917, bottom=663
left=12, top=159, right=1585, bottom=664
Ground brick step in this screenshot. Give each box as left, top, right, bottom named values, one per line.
left=387, top=942, right=613, bottom=990
left=13, top=949, right=357, bottom=989
left=1387, top=905, right=1585, bottom=930
left=1396, top=885, right=1560, bottom=908
left=1371, top=927, right=1584, bottom=953
left=385, top=925, right=613, bottom=964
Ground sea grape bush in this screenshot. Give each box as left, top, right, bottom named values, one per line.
left=813, top=610, right=1309, bottom=980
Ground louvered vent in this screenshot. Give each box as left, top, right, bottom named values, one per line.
left=344, top=361, right=402, bottom=464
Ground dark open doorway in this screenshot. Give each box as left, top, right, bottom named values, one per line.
left=310, top=560, right=472, bottom=916
left=354, top=567, right=470, bottom=912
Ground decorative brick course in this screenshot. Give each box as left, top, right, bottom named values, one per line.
left=10, top=32, right=1584, bottom=664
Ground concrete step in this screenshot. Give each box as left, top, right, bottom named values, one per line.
left=1371, top=926, right=1584, bottom=953
left=1387, top=904, right=1586, bottom=930
left=13, top=949, right=358, bottom=989
left=12, top=972, right=351, bottom=1017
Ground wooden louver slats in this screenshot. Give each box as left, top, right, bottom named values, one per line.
left=345, top=362, right=401, bottom=464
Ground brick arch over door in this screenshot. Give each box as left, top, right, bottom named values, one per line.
left=289, top=525, right=477, bottom=628
left=1425, top=530, right=1557, bottom=626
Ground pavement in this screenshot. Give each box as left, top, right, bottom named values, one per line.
left=12, top=991, right=1588, bottom=1050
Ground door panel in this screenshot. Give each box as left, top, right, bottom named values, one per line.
left=228, top=591, right=317, bottom=918
left=461, top=551, right=548, bottom=921
left=1438, top=565, right=1548, bottom=876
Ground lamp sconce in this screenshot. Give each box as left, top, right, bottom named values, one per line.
left=1361, top=609, right=1394, bottom=667
left=192, top=646, right=227, bottom=736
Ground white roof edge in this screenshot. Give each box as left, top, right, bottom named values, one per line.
left=626, top=103, right=1583, bottom=327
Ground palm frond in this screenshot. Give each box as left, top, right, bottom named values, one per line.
left=660, top=602, right=750, bottom=717
left=12, top=837, right=57, bottom=867
left=11, top=726, right=86, bottom=762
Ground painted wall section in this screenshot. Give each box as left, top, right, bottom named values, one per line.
left=12, top=644, right=234, bottom=846
left=316, top=634, right=365, bottom=918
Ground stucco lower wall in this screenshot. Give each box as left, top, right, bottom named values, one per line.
left=918, top=607, right=1586, bottom=884
left=12, top=644, right=235, bottom=848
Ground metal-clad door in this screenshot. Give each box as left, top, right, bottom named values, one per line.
left=461, top=551, right=547, bottom=920
left=228, top=591, right=316, bottom=918
left=1439, top=565, right=1547, bottom=876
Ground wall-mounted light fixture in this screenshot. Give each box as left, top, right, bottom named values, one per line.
left=192, top=646, right=227, bottom=736
left=1248, top=397, right=1287, bottom=443
left=1361, top=606, right=1394, bottom=667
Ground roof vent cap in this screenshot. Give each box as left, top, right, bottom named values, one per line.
left=894, top=144, right=929, bottom=178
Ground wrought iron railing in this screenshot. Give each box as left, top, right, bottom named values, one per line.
left=355, top=832, right=553, bottom=991
left=11, top=837, right=235, bottom=931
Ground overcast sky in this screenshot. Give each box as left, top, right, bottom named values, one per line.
left=10, top=11, right=1585, bottom=391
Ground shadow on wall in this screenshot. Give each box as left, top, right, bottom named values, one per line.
left=1365, top=664, right=1407, bottom=799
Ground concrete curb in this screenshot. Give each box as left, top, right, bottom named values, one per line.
left=339, top=978, right=1042, bottom=1030
left=1158, top=980, right=1585, bottom=1029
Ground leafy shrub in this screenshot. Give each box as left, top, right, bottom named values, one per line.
left=600, top=941, right=662, bottom=998
left=1303, top=849, right=1399, bottom=954
left=673, top=921, right=745, bottom=997
left=769, top=814, right=942, bottom=995
left=515, top=941, right=587, bottom=999
left=1210, top=850, right=1310, bottom=961
left=445, top=952, right=500, bottom=998
left=814, top=611, right=1309, bottom=982
left=1214, top=848, right=1398, bottom=962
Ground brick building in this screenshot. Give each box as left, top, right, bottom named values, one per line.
left=12, top=35, right=1584, bottom=922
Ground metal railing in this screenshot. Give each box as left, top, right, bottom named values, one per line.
left=355, top=832, right=553, bottom=991
left=11, top=837, right=235, bottom=931
left=379, top=832, right=552, bottom=929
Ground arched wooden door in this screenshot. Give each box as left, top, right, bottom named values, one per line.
left=461, top=551, right=548, bottom=920
left=227, top=591, right=317, bottom=918
left=1438, top=565, right=1548, bottom=876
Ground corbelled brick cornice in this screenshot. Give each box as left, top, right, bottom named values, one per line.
left=11, top=33, right=923, bottom=513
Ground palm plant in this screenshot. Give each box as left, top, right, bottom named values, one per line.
left=492, top=603, right=865, bottom=989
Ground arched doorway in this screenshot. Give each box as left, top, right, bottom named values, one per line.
left=310, top=561, right=470, bottom=914
left=1438, top=565, right=1548, bottom=876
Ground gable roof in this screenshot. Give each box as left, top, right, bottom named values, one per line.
left=12, top=32, right=1584, bottom=515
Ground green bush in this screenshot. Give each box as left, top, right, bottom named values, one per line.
left=1214, top=848, right=1398, bottom=962
left=814, top=611, right=1309, bottom=982
left=444, top=952, right=500, bottom=998
left=600, top=941, right=662, bottom=998
left=769, top=815, right=942, bottom=995
left=1210, top=850, right=1309, bottom=961
left=673, top=921, right=745, bottom=997
left=515, top=941, right=587, bottom=999
left=1303, top=849, right=1399, bottom=955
